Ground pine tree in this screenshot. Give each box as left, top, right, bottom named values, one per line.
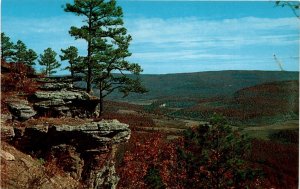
left=25, top=49, right=38, bottom=67
left=60, top=46, right=81, bottom=80
left=178, top=114, right=262, bottom=188
left=38, top=48, right=61, bottom=76
left=12, top=40, right=28, bottom=63
left=1, top=32, right=14, bottom=62
left=64, top=0, right=102, bottom=94
left=64, top=0, right=146, bottom=115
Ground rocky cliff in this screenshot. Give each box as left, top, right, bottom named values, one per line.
left=3, top=76, right=131, bottom=189
left=11, top=119, right=130, bottom=188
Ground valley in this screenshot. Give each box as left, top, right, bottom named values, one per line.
left=2, top=66, right=299, bottom=188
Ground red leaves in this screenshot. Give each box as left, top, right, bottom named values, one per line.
left=1, top=62, right=38, bottom=94
left=117, top=131, right=184, bottom=188
left=250, top=139, right=298, bottom=188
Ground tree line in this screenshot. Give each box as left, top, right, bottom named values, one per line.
left=2, top=32, right=61, bottom=76
left=1, top=0, right=147, bottom=115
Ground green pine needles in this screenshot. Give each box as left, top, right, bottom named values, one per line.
left=64, top=0, right=146, bottom=115
left=178, top=114, right=263, bottom=188
left=38, top=48, right=61, bottom=76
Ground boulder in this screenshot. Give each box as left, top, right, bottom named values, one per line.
left=30, top=90, right=99, bottom=118
left=36, top=76, right=81, bottom=84
left=1, top=125, right=15, bottom=140
left=8, top=102, right=36, bottom=121
left=0, top=150, right=15, bottom=161
left=32, top=91, right=90, bottom=101
left=0, top=114, right=15, bottom=140
left=1, top=114, right=12, bottom=122
left=34, top=99, right=67, bottom=108
left=39, top=83, right=73, bottom=91
left=28, top=75, right=100, bottom=119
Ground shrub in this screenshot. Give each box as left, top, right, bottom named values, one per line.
left=1, top=62, right=38, bottom=94
left=177, top=114, right=263, bottom=188
left=269, top=129, right=299, bottom=144
left=144, top=165, right=166, bottom=189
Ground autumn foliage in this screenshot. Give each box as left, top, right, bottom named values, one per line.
left=1, top=61, right=39, bottom=94
left=116, top=115, right=266, bottom=189
left=250, top=139, right=298, bottom=188
left=117, top=131, right=181, bottom=188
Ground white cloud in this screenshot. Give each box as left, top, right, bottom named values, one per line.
left=126, top=16, right=299, bottom=46
left=2, top=15, right=87, bottom=54
left=123, top=16, right=299, bottom=73
left=132, top=50, right=241, bottom=61
left=2, top=14, right=298, bottom=74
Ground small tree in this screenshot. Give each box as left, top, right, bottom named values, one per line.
left=12, top=40, right=28, bottom=63
left=60, top=46, right=81, bottom=80
left=38, top=48, right=61, bottom=76
left=1, top=32, right=14, bottom=62
left=25, top=49, right=38, bottom=67
left=93, top=65, right=146, bottom=116
left=178, top=114, right=262, bottom=188
left=144, top=165, right=166, bottom=189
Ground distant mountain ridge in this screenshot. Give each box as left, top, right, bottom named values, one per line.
left=105, top=70, right=299, bottom=102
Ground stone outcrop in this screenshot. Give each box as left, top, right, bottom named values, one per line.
left=48, top=144, right=84, bottom=180
left=0, top=150, right=15, bottom=161
left=28, top=76, right=99, bottom=118
left=1, top=126, right=15, bottom=141
left=1, top=114, right=15, bottom=141
left=13, top=119, right=131, bottom=188
left=8, top=102, right=36, bottom=121
left=5, top=76, right=99, bottom=120
left=38, top=82, right=73, bottom=91
left=4, top=75, right=127, bottom=188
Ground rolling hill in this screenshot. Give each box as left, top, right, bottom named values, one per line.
left=106, top=70, right=299, bottom=102
left=166, top=80, right=299, bottom=124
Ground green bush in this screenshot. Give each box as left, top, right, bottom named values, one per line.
left=144, top=165, right=166, bottom=189
left=269, top=129, right=299, bottom=144
left=177, top=114, right=263, bottom=188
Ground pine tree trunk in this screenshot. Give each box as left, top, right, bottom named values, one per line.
left=71, top=69, right=74, bottom=84
left=99, top=82, right=104, bottom=117
left=86, top=6, right=92, bottom=94
left=99, top=95, right=104, bottom=117
left=87, top=63, right=92, bottom=93
left=86, top=49, right=92, bottom=93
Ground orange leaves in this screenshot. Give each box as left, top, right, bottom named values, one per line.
left=1, top=62, right=38, bottom=94
left=250, top=139, right=298, bottom=188
left=117, top=131, right=183, bottom=188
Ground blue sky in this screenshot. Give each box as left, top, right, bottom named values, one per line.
left=2, top=0, right=299, bottom=74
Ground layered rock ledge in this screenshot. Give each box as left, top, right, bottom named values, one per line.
left=13, top=119, right=131, bottom=189
left=29, top=90, right=99, bottom=118
left=8, top=101, right=36, bottom=121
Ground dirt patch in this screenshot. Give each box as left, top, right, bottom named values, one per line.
left=1, top=142, right=80, bottom=189
left=117, top=109, right=138, bottom=115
